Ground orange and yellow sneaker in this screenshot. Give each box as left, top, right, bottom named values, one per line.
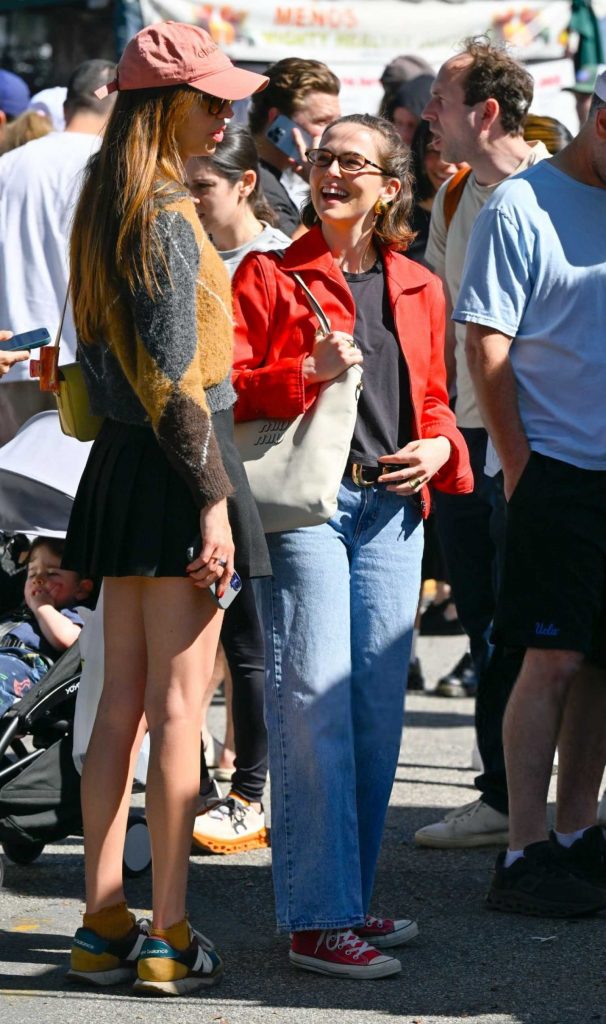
left=192, top=794, right=269, bottom=854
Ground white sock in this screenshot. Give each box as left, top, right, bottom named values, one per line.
left=504, top=848, right=524, bottom=868
left=554, top=826, right=591, bottom=848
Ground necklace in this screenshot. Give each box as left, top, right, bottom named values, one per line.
left=341, top=245, right=378, bottom=274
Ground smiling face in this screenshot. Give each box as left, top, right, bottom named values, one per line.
left=422, top=56, right=480, bottom=165
left=175, top=95, right=235, bottom=162
left=423, top=139, right=463, bottom=193
left=309, top=122, right=401, bottom=233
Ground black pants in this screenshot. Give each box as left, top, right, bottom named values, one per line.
left=200, top=578, right=268, bottom=803
left=434, top=428, right=518, bottom=816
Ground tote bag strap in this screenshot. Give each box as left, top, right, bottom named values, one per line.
left=291, top=271, right=331, bottom=337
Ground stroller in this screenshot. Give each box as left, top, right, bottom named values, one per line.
left=0, top=412, right=151, bottom=887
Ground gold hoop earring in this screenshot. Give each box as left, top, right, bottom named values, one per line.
left=374, top=198, right=389, bottom=216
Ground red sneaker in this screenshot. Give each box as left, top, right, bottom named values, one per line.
left=289, top=928, right=401, bottom=978
left=355, top=914, right=419, bottom=949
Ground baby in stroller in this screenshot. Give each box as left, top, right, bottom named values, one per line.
left=0, top=536, right=94, bottom=716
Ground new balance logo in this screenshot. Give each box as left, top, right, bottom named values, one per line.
left=535, top=622, right=560, bottom=637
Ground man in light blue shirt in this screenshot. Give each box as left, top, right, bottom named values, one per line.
left=455, top=73, right=606, bottom=918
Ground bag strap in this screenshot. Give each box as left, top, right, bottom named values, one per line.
left=291, top=271, right=331, bottom=337
left=443, top=167, right=472, bottom=230
left=54, top=285, right=70, bottom=355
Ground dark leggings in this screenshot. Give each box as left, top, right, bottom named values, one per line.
left=200, top=578, right=268, bottom=803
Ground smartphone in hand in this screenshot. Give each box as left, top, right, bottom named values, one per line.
left=0, top=328, right=51, bottom=352
left=186, top=538, right=241, bottom=610
left=265, top=114, right=312, bottom=162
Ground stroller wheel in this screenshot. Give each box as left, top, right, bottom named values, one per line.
left=2, top=838, right=46, bottom=865
left=123, top=812, right=151, bottom=878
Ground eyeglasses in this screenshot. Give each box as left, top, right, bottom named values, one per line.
left=306, top=148, right=389, bottom=175
left=200, top=93, right=233, bottom=117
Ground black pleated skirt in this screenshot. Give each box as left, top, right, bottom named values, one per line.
left=63, top=408, right=271, bottom=580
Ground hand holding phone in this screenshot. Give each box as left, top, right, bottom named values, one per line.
left=265, top=114, right=313, bottom=163
left=186, top=535, right=241, bottom=609
left=0, top=327, right=51, bottom=352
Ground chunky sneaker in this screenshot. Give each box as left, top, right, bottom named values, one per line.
left=134, top=924, right=223, bottom=996
left=354, top=914, right=418, bottom=949
left=289, top=928, right=401, bottom=979
left=486, top=840, right=606, bottom=918
left=435, top=652, right=477, bottom=698
left=551, top=826, right=606, bottom=889
left=192, top=794, right=269, bottom=854
left=415, top=798, right=509, bottom=849
left=67, top=918, right=149, bottom=986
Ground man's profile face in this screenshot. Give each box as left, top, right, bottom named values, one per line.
left=423, top=57, right=480, bottom=165
left=292, top=90, right=341, bottom=141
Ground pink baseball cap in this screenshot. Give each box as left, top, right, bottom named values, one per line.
left=96, top=21, right=268, bottom=101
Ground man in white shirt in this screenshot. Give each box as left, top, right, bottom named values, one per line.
left=414, top=39, right=550, bottom=850
left=0, top=59, right=116, bottom=445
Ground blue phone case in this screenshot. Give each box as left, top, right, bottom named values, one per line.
left=0, top=328, right=51, bottom=352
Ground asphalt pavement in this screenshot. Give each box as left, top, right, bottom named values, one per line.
left=2, top=632, right=605, bottom=1024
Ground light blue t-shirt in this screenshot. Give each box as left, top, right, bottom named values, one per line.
left=453, top=160, right=606, bottom=471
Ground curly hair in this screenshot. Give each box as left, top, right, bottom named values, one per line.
left=459, top=37, right=533, bottom=135
left=248, top=58, right=340, bottom=136
left=300, top=113, right=415, bottom=251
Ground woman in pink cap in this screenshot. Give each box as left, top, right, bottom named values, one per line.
left=63, top=21, right=269, bottom=995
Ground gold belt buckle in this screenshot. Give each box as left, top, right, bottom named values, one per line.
left=351, top=462, right=375, bottom=487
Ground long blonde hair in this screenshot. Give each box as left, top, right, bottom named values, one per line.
left=71, top=85, right=201, bottom=343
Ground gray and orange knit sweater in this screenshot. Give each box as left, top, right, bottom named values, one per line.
left=79, top=192, right=235, bottom=509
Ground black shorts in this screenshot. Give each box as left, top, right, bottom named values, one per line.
left=494, top=452, right=606, bottom=668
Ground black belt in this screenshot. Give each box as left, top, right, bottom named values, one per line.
left=346, top=461, right=398, bottom=487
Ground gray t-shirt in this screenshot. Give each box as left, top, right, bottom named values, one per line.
left=216, top=222, right=292, bottom=278
left=454, top=161, right=606, bottom=471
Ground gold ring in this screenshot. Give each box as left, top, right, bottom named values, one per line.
left=410, top=477, right=421, bottom=490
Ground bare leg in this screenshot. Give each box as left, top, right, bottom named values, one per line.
left=82, top=577, right=147, bottom=913
left=503, top=648, right=583, bottom=850
left=556, top=663, right=606, bottom=833
left=142, top=578, right=222, bottom=929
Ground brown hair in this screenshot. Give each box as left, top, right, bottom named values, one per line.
left=70, top=85, right=201, bottom=343
left=248, top=57, right=340, bottom=136
left=458, top=37, right=533, bottom=135
left=0, top=109, right=52, bottom=156
left=523, top=113, right=572, bottom=154
left=300, top=113, right=415, bottom=251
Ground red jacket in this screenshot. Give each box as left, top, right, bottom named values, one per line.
left=232, top=226, right=473, bottom=511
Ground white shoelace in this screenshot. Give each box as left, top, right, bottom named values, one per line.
left=316, top=928, right=373, bottom=960
left=363, top=915, right=385, bottom=928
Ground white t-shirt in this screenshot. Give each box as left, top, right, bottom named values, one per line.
left=0, top=131, right=102, bottom=383
left=425, top=141, right=550, bottom=428
left=454, top=161, right=606, bottom=472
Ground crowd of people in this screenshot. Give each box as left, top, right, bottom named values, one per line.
left=0, top=16, right=605, bottom=997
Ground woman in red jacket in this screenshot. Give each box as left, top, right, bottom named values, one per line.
left=232, top=114, right=472, bottom=980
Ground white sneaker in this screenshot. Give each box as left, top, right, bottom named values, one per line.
left=192, top=794, right=269, bottom=854
left=414, top=798, right=509, bottom=848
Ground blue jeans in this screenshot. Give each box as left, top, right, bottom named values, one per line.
left=259, top=478, right=423, bottom=932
